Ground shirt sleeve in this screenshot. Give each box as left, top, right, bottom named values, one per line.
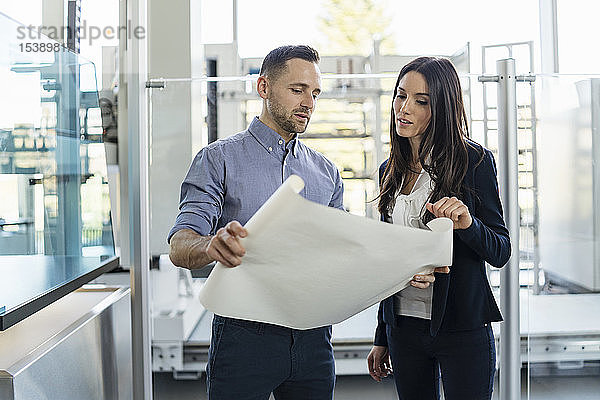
left=455, top=149, right=511, bottom=267
left=167, top=146, right=225, bottom=243
left=328, top=166, right=345, bottom=211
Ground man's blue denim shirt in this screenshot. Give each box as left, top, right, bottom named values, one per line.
left=168, top=117, right=344, bottom=242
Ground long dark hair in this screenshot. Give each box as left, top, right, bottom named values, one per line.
left=378, top=57, right=480, bottom=222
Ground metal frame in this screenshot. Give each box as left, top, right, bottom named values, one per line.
left=593, top=79, right=600, bottom=291
left=125, top=0, right=152, bottom=398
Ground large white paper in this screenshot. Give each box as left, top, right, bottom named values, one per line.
left=199, top=175, right=453, bottom=329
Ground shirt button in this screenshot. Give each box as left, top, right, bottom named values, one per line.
left=268, top=146, right=273, bottom=151
left=278, top=139, right=283, bottom=145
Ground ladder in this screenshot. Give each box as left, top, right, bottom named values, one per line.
left=481, top=41, right=541, bottom=293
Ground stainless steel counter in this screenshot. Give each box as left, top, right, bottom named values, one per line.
left=0, top=286, right=132, bottom=400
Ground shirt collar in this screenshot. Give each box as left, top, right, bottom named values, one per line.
left=248, top=116, right=298, bottom=158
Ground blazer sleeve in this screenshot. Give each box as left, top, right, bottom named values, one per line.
left=373, top=159, right=389, bottom=347
left=455, top=149, right=511, bottom=268
left=373, top=302, right=388, bottom=346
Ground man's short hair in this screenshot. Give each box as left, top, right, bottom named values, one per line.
left=259, top=45, right=320, bottom=81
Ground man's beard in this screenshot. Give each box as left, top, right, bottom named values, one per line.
left=267, top=100, right=310, bottom=134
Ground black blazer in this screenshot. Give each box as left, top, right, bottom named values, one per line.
left=374, top=140, right=511, bottom=345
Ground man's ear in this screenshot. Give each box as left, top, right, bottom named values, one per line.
left=257, top=76, right=269, bottom=100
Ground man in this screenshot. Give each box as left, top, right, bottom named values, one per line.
left=168, top=45, right=343, bottom=400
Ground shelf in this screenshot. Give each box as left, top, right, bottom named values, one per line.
left=302, top=133, right=370, bottom=139
left=0, top=254, right=119, bottom=330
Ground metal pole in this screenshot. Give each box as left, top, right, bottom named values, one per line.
left=232, top=0, right=238, bottom=43
left=496, top=58, right=521, bottom=400
left=371, top=38, right=383, bottom=220
left=373, top=39, right=383, bottom=173
left=127, top=0, right=152, bottom=397
left=117, top=0, right=132, bottom=267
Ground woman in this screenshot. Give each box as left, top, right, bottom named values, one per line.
left=366, top=57, right=511, bottom=400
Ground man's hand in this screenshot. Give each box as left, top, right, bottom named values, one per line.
left=206, top=221, right=248, bottom=268
left=426, top=196, right=473, bottom=230
left=367, top=345, right=392, bottom=382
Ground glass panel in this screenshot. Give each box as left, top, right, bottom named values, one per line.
left=0, top=12, right=116, bottom=328
left=147, top=79, right=206, bottom=257
left=472, top=47, right=600, bottom=397
left=148, top=74, right=396, bottom=241
left=447, top=69, right=600, bottom=400
left=149, top=68, right=600, bottom=399
left=526, top=74, right=600, bottom=393
left=145, top=1, right=600, bottom=394
left=148, top=67, right=475, bottom=237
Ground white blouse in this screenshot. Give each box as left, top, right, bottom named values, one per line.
left=392, top=169, right=435, bottom=319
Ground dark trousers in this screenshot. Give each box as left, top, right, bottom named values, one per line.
left=207, top=315, right=335, bottom=400
left=387, top=316, right=496, bottom=400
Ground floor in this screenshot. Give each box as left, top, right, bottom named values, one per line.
left=153, top=370, right=600, bottom=399
left=153, top=373, right=396, bottom=400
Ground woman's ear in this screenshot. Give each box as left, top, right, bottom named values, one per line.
left=257, top=76, right=269, bottom=100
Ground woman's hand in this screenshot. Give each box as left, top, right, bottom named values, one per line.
left=410, top=266, right=450, bottom=288
left=426, top=196, right=473, bottom=230
left=410, top=272, right=435, bottom=289
left=367, top=345, right=392, bottom=382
